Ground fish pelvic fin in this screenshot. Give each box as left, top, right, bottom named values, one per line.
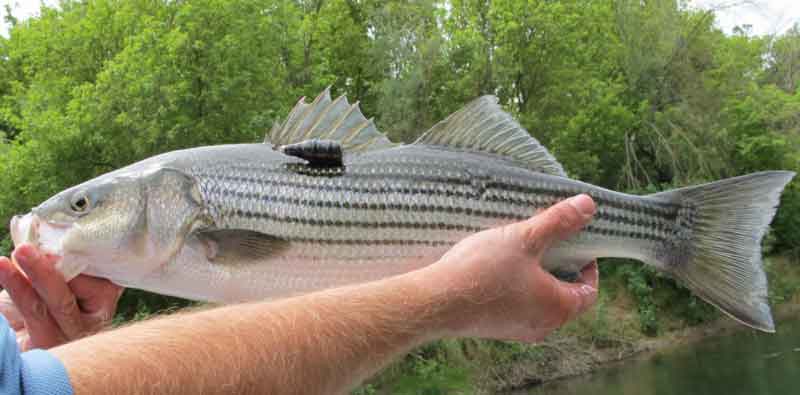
left=650, top=171, right=795, bottom=332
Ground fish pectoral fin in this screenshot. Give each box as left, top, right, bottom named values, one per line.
left=196, top=229, right=290, bottom=265
left=413, top=96, right=567, bottom=177
left=279, top=139, right=344, bottom=168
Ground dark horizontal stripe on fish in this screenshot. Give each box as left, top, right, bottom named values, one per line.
left=230, top=208, right=486, bottom=232
left=595, top=210, right=675, bottom=233
left=584, top=224, right=667, bottom=242
left=209, top=161, right=681, bottom=215
left=225, top=208, right=669, bottom=243
left=209, top=184, right=678, bottom=234
left=282, top=254, right=429, bottom=262
left=282, top=237, right=454, bottom=247
left=214, top=188, right=528, bottom=219
left=342, top=160, right=681, bottom=215
left=196, top=171, right=678, bottom=220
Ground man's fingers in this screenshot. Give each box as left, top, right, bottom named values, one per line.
left=555, top=261, right=599, bottom=321
left=514, top=194, right=596, bottom=255
left=0, top=258, right=26, bottom=330
left=69, top=274, right=123, bottom=322
left=0, top=254, right=67, bottom=350
left=0, top=289, right=25, bottom=330
left=16, top=331, right=31, bottom=351
left=578, top=260, right=599, bottom=290
left=13, top=246, right=86, bottom=340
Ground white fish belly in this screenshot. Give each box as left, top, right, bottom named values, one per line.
left=130, top=238, right=452, bottom=303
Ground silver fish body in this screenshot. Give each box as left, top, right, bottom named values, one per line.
left=9, top=89, right=794, bottom=332
left=122, top=144, right=658, bottom=301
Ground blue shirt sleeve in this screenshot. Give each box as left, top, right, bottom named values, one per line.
left=0, top=315, right=73, bottom=395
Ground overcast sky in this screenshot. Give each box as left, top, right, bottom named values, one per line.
left=690, top=0, right=800, bottom=36
left=1, top=0, right=799, bottom=38
left=1, top=0, right=55, bottom=37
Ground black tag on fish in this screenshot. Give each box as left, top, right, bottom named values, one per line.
left=280, top=139, right=344, bottom=168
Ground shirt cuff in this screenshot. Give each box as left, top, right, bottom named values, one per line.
left=20, top=349, right=73, bottom=395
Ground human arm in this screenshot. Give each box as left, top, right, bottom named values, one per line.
left=47, top=194, right=598, bottom=395
left=0, top=249, right=123, bottom=350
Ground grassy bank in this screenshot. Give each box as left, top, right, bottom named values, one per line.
left=355, top=254, right=800, bottom=395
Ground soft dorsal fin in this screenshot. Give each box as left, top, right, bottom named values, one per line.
left=267, top=87, right=397, bottom=153
left=413, top=96, right=567, bottom=177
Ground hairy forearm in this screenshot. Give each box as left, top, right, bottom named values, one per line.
left=50, top=267, right=455, bottom=395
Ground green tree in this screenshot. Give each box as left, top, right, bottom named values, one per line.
left=766, top=24, right=800, bottom=94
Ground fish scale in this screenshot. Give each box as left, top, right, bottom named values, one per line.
left=194, top=150, right=681, bottom=251
left=179, top=157, right=663, bottom=295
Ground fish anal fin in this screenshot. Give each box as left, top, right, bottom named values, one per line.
left=414, top=96, right=567, bottom=177
left=198, top=229, right=290, bottom=265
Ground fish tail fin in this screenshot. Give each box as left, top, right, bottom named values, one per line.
left=649, top=171, right=795, bottom=332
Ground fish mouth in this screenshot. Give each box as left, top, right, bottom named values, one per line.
left=10, top=214, right=38, bottom=247
left=9, top=213, right=90, bottom=281
left=10, top=213, right=70, bottom=256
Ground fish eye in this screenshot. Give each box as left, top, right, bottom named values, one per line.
left=70, top=195, right=91, bottom=214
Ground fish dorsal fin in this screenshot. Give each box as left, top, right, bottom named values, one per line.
left=413, top=96, right=567, bottom=177
left=267, top=87, right=397, bottom=153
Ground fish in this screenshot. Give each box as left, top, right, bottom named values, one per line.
left=8, top=88, right=795, bottom=332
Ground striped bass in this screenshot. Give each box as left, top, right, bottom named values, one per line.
left=8, top=88, right=795, bottom=332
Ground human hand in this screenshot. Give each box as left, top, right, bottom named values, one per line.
left=425, top=194, right=599, bottom=343
left=0, top=244, right=124, bottom=350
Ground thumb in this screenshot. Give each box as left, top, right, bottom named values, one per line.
left=513, top=194, right=596, bottom=257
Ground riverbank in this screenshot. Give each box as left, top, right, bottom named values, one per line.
left=358, top=254, right=800, bottom=395
left=493, top=295, right=800, bottom=393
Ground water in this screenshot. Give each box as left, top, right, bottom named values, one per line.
left=529, top=318, right=800, bottom=395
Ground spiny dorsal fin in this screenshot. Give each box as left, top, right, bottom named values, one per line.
left=267, top=87, right=397, bottom=153
left=413, top=96, right=567, bottom=177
